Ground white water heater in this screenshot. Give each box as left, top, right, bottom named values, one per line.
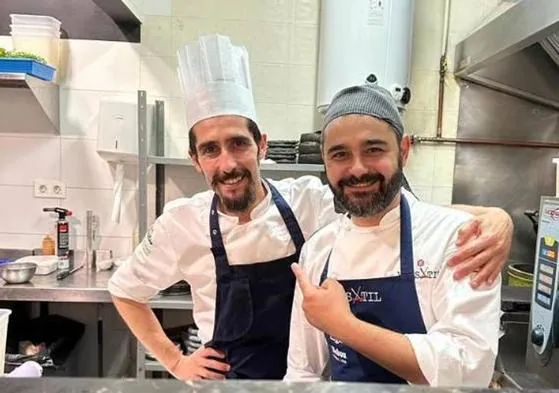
left=316, top=0, right=415, bottom=112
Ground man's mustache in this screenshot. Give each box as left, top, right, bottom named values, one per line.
left=212, top=168, right=251, bottom=187
left=338, top=173, right=384, bottom=188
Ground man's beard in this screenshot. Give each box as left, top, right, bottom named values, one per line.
left=328, top=157, right=403, bottom=217
left=212, top=168, right=256, bottom=212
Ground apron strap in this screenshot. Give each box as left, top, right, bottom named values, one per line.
left=399, top=195, right=414, bottom=276
left=209, top=195, right=229, bottom=278
left=268, top=181, right=306, bottom=252
left=320, top=250, right=332, bottom=285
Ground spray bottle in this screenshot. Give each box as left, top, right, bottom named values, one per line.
left=43, top=207, right=72, bottom=271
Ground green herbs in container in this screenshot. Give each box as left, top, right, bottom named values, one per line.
left=0, top=47, right=47, bottom=63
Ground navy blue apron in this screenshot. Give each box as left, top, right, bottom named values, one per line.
left=206, top=181, right=305, bottom=379
left=320, top=196, right=426, bottom=383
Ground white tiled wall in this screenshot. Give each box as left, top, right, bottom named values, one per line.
left=0, top=34, right=142, bottom=254
left=0, top=0, right=516, bottom=252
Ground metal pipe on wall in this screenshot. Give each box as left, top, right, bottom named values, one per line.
left=436, top=0, right=452, bottom=138
left=411, top=135, right=559, bottom=149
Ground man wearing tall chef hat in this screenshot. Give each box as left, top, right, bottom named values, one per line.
left=108, top=34, right=513, bottom=381
left=285, top=82, right=501, bottom=386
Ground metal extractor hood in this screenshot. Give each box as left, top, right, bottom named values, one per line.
left=454, top=0, right=559, bottom=110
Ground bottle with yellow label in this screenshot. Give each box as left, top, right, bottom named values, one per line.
left=42, top=234, right=55, bottom=256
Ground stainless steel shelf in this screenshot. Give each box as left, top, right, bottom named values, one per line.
left=144, top=360, right=167, bottom=372
left=1, top=72, right=42, bottom=86
left=149, top=156, right=324, bottom=172
left=0, top=73, right=59, bottom=134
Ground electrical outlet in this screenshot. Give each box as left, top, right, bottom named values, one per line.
left=33, top=179, right=67, bottom=199
left=51, top=180, right=67, bottom=198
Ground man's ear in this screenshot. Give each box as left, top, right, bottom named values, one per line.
left=400, top=134, right=411, bottom=166
left=189, top=150, right=202, bottom=174
left=259, top=133, right=268, bottom=161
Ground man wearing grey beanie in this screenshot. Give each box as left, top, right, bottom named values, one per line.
left=285, top=82, right=501, bottom=386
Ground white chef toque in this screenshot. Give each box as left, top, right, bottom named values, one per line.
left=177, top=34, right=258, bottom=130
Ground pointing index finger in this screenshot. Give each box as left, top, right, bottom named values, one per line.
left=291, top=263, right=315, bottom=295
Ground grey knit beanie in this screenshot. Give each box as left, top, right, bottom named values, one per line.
left=323, top=82, right=404, bottom=137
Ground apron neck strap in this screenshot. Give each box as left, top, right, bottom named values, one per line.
left=399, top=195, right=414, bottom=275
left=268, top=181, right=306, bottom=251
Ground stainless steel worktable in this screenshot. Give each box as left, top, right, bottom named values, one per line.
left=0, top=267, right=527, bottom=309
left=0, top=267, right=193, bottom=378
left=0, top=268, right=193, bottom=309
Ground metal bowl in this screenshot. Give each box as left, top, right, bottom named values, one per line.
left=0, top=262, right=37, bottom=284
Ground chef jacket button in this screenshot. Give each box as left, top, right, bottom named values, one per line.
left=212, top=229, right=217, bottom=235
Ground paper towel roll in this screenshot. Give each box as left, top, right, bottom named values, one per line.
left=111, top=163, right=124, bottom=223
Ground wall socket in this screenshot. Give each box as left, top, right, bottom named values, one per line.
left=33, top=179, right=67, bottom=199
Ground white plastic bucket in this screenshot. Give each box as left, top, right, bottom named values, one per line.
left=0, top=309, right=12, bottom=376
left=10, top=14, right=61, bottom=31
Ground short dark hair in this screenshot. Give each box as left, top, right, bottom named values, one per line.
left=189, top=118, right=262, bottom=155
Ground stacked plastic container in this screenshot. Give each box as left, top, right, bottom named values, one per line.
left=9, top=14, right=61, bottom=70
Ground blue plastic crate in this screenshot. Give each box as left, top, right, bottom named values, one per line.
left=0, top=58, right=55, bottom=81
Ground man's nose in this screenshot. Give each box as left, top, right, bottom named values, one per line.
left=218, top=149, right=237, bottom=172
left=349, top=156, right=368, bottom=178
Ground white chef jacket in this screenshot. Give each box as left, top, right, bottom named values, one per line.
left=108, top=176, right=335, bottom=344
left=284, top=193, right=501, bottom=387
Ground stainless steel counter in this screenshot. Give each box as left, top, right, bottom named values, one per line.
left=0, top=268, right=193, bottom=309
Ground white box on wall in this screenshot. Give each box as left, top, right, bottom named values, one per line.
left=96, top=99, right=155, bottom=163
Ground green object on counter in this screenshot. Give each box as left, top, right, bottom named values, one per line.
left=507, top=263, right=534, bottom=287
left=0, top=47, right=46, bottom=64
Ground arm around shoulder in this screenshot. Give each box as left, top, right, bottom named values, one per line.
left=406, top=244, right=501, bottom=387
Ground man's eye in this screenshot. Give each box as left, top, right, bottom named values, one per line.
left=201, top=146, right=218, bottom=155
left=233, top=139, right=249, bottom=147
left=331, top=151, right=347, bottom=160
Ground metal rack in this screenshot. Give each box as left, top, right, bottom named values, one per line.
left=135, top=297, right=194, bottom=376
left=134, top=90, right=325, bottom=378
